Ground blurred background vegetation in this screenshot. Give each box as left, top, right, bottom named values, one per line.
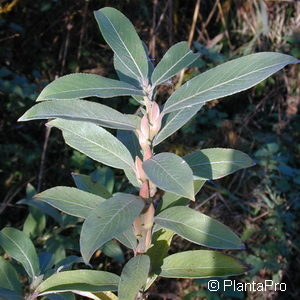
left=0, top=0, right=299, bottom=299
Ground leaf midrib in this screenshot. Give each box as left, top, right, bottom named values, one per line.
left=60, top=125, right=134, bottom=170
left=147, top=158, right=192, bottom=198
left=45, top=86, right=142, bottom=98
left=31, top=113, right=135, bottom=130
left=188, top=160, right=249, bottom=167
left=164, top=61, right=290, bottom=112
left=39, top=196, right=98, bottom=210
left=152, top=50, right=193, bottom=86
left=88, top=197, right=140, bottom=256
left=102, top=12, right=145, bottom=80
left=155, top=215, right=238, bottom=247
left=1, top=231, right=36, bottom=278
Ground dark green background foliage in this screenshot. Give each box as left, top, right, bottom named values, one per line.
left=0, top=1, right=299, bottom=299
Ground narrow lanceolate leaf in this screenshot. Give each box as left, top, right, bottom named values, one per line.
left=158, top=179, right=205, bottom=213
left=72, top=173, right=112, bottom=199
left=18, top=100, right=137, bottom=130
left=34, top=187, right=106, bottom=219
left=0, top=227, right=40, bottom=279
left=115, top=227, right=137, bottom=250
left=114, top=54, right=140, bottom=88
left=145, top=229, right=174, bottom=290
left=36, top=73, right=144, bottom=101
left=163, top=52, right=299, bottom=113
left=117, top=129, right=142, bottom=159
left=36, top=270, right=119, bottom=295
left=95, top=7, right=148, bottom=83
left=75, top=291, right=118, bottom=300
left=159, top=250, right=248, bottom=278
left=155, top=207, right=243, bottom=249
left=48, top=119, right=135, bottom=170
left=124, top=167, right=141, bottom=188
left=184, top=148, right=254, bottom=180
left=0, top=288, right=23, bottom=300
left=80, top=193, right=144, bottom=264
left=153, top=104, right=204, bottom=146
left=143, top=153, right=195, bottom=200
left=118, top=255, right=150, bottom=300
left=0, top=257, right=21, bottom=293
left=151, top=42, right=199, bottom=87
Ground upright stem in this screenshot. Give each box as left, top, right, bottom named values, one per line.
left=133, top=92, right=162, bottom=255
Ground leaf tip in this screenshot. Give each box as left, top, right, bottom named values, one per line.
left=239, top=243, right=246, bottom=250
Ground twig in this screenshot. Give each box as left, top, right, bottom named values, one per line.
left=154, top=0, right=169, bottom=34
left=168, top=0, right=173, bottom=46
left=149, top=0, right=158, bottom=59
left=216, top=0, right=233, bottom=49
left=177, top=0, right=200, bottom=87
left=76, top=0, right=89, bottom=72
left=0, top=176, right=36, bottom=215
left=37, top=126, right=51, bottom=192
left=203, top=0, right=219, bottom=29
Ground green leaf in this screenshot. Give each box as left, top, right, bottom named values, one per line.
left=114, top=41, right=153, bottom=88
left=102, top=240, right=125, bottom=263
left=151, top=42, right=199, bottom=87
left=145, top=229, right=174, bottom=290
left=0, top=227, right=40, bottom=279
left=19, top=100, right=137, bottom=131
left=95, top=7, right=148, bottom=84
left=154, top=104, right=204, bottom=146
left=0, top=288, right=22, bottom=300
left=143, top=153, right=195, bottom=200
left=163, top=52, right=298, bottom=113
left=118, top=255, right=150, bottom=300
left=36, top=270, right=119, bottom=295
left=36, top=73, right=144, bottom=101
left=0, top=257, right=21, bottom=293
left=17, top=198, right=63, bottom=226
left=77, top=291, right=118, bottom=300
left=34, top=186, right=106, bottom=219
left=114, top=54, right=140, bottom=88
left=159, top=250, right=248, bottom=278
left=48, top=119, right=135, bottom=170
left=72, top=173, right=112, bottom=199
left=115, top=227, right=137, bottom=250
left=155, top=207, right=243, bottom=249
left=184, top=148, right=254, bottom=179
left=46, top=293, right=76, bottom=300
left=117, top=130, right=142, bottom=159
left=158, top=179, right=205, bottom=213
left=80, top=193, right=144, bottom=263
left=23, top=206, right=46, bottom=238
left=124, top=167, right=141, bottom=188
left=90, top=167, right=114, bottom=194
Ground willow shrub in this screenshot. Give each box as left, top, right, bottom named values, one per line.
left=1, top=6, right=298, bottom=300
